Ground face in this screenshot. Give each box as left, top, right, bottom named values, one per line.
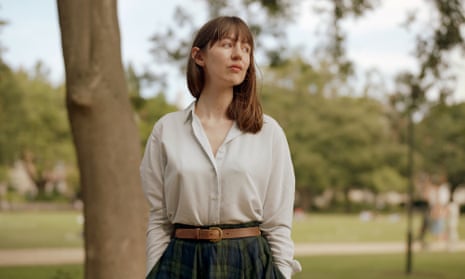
left=192, top=34, right=251, bottom=89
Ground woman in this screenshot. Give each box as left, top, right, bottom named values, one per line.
left=140, top=16, right=301, bottom=278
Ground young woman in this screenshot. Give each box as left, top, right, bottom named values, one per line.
left=140, top=16, right=301, bottom=279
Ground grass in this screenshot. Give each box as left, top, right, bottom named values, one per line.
left=292, top=213, right=465, bottom=243
left=1, top=252, right=464, bottom=279
left=0, top=211, right=464, bottom=248
left=294, top=252, right=465, bottom=279
left=0, top=264, right=83, bottom=279
left=293, top=213, right=410, bottom=242
left=0, top=211, right=83, bottom=249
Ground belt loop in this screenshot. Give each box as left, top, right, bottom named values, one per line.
left=195, top=228, right=201, bottom=240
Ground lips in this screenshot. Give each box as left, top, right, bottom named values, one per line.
left=229, top=65, right=243, bottom=72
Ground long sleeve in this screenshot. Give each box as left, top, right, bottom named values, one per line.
left=140, top=125, right=173, bottom=276
left=260, top=120, right=301, bottom=278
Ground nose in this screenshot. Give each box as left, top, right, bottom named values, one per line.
left=231, top=44, right=243, bottom=60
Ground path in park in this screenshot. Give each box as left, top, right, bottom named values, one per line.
left=1, top=241, right=464, bottom=266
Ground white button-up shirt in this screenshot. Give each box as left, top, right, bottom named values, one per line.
left=140, top=102, right=301, bottom=278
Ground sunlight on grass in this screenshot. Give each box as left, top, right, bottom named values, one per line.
left=295, top=252, right=465, bottom=279
left=292, top=213, right=465, bottom=243
left=0, top=211, right=83, bottom=249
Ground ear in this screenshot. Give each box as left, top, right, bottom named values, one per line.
left=191, top=47, right=205, bottom=67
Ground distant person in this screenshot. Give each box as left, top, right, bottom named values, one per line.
left=428, top=183, right=450, bottom=242
left=446, top=196, right=460, bottom=251
left=416, top=200, right=431, bottom=249
left=140, top=16, right=301, bottom=278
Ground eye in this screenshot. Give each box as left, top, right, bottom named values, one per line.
left=242, top=45, right=251, bottom=53
left=221, top=39, right=233, bottom=48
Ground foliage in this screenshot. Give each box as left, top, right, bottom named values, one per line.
left=0, top=166, right=7, bottom=182
left=13, top=64, right=74, bottom=169
left=416, top=102, right=465, bottom=191
left=369, top=166, right=408, bottom=194
left=0, top=62, right=26, bottom=171
left=0, top=61, right=76, bottom=194
left=260, top=57, right=408, bottom=209
left=413, top=0, right=465, bottom=100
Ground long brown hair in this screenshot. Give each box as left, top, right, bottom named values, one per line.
left=186, top=16, right=263, bottom=133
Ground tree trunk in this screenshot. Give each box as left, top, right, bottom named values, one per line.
left=57, top=0, right=147, bottom=278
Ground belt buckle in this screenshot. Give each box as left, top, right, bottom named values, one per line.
left=209, top=227, right=223, bottom=242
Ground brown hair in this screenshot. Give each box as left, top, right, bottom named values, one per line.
left=186, top=16, right=263, bottom=133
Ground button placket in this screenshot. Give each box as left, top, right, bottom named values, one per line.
left=212, top=145, right=226, bottom=224
left=191, top=115, right=221, bottom=224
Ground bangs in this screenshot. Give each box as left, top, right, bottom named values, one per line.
left=193, top=17, right=254, bottom=50
left=212, top=19, right=254, bottom=46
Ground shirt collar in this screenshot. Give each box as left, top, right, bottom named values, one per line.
left=183, top=101, right=196, bottom=124
left=183, top=100, right=243, bottom=141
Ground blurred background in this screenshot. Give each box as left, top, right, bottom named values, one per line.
left=0, top=0, right=464, bottom=278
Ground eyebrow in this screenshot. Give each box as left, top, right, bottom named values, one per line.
left=221, top=36, right=251, bottom=45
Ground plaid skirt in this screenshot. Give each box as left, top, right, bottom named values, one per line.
left=146, top=222, right=285, bottom=279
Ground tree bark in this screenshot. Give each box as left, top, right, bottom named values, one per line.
left=57, top=0, right=147, bottom=278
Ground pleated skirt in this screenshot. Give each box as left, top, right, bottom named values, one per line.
left=146, top=223, right=285, bottom=279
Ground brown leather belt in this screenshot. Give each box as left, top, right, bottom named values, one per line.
left=174, top=226, right=261, bottom=242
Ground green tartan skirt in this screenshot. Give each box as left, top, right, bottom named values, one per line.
left=146, top=222, right=285, bottom=279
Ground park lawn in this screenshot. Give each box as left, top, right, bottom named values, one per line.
left=0, top=211, right=464, bottom=248
left=291, top=213, right=465, bottom=243
left=0, top=252, right=464, bottom=279
left=294, top=251, right=465, bottom=279
left=0, top=264, right=83, bottom=279
left=0, top=211, right=83, bottom=249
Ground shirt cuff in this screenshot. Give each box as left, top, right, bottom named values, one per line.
left=278, top=265, right=292, bottom=279
left=278, top=259, right=302, bottom=278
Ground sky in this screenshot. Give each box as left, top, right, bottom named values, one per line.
left=1, top=0, right=464, bottom=106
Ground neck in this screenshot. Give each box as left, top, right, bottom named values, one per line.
left=196, top=85, right=233, bottom=119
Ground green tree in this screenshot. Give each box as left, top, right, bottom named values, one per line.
left=0, top=62, right=24, bottom=182
left=0, top=61, right=75, bottom=195
left=261, top=57, right=407, bottom=211
left=417, top=102, right=465, bottom=194
left=0, top=63, right=23, bottom=165
left=15, top=64, right=74, bottom=195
